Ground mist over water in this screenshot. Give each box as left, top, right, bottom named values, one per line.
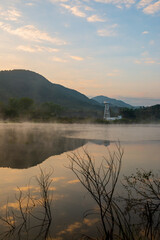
left=0, top=123, right=159, bottom=239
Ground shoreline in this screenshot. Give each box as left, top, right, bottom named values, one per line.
left=0, top=118, right=160, bottom=125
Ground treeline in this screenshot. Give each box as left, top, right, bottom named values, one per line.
left=0, top=97, right=63, bottom=121
left=0, top=97, right=159, bottom=123
left=120, top=105, right=160, bottom=122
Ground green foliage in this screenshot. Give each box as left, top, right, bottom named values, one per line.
left=0, top=97, right=63, bottom=120
left=4, top=98, right=20, bottom=118
left=121, top=108, right=136, bottom=119
left=0, top=102, right=4, bottom=118
left=40, top=102, right=63, bottom=118
left=120, top=105, right=160, bottom=122
left=3, top=98, right=34, bottom=119
left=18, top=97, right=34, bottom=112
left=31, top=102, right=63, bottom=120
left=0, top=102, right=3, bottom=111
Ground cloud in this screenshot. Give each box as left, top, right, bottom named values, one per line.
left=25, top=3, right=35, bottom=6
left=83, top=218, right=99, bottom=226
left=144, top=58, right=156, bottom=64
left=17, top=45, right=36, bottom=52
left=136, top=0, right=160, bottom=14
left=97, top=24, right=118, bottom=37
left=1, top=202, right=19, bottom=210
left=134, top=60, right=142, bottom=64
left=58, top=222, right=82, bottom=235
left=70, top=56, right=84, bottom=61
left=58, top=218, right=99, bottom=236
left=94, top=0, right=135, bottom=8
left=48, top=187, right=57, bottom=191
left=0, top=22, right=66, bottom=45
left=51, top=177, right=66, bottom=182
left=107, top=69, right=120, bottom=77
left=52, top=193, right=66, bottom=201
left=51, top=0, right=160, bottom=15
left=17, top=45, right=59, bottom=53
left=0, top=8, right=21, bottom=21
left=61, top=4, right=86, bottom=17
left=143, top=1, right=160, bottom=14
left=137, top=0, right=153, bottom=8
left=50, top=0, right=69, bottom=3
left=14, top=186, right=35, bottom=192
left=134, top=57, right=159, bottom=64
left=67, top=179, right=80, bottom=184
left=142, top=31, right=149, bottom=34
left=50, top=0, right=94, bottom=20
left=141, top=51, right=148, bottom=56
left=52, top=57, right=68, bottom=62
left=84, top=6, right=94, bottom=11
left=87, top=14, right=106, bottom=22
left=14, top=184, right=56, bottom=193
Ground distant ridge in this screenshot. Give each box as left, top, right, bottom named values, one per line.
left=0, top=70, right=102, bottom=115
left=92, top=95, right=133, bottom=109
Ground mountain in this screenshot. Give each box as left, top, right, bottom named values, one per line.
left=91, top=95, right=133, bottom=109
left=0, top=70, right=102, bottom=116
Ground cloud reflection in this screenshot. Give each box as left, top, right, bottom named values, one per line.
left=67, top=179, right=80, bottom=184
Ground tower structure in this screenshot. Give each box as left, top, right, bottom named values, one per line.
left=103, top=102, right=110, bottom=120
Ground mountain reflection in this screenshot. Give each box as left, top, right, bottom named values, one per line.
left=0, top=127, right=110, bottom=169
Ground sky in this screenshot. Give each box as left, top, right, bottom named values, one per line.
left=0, top=0, right=160, bottom=106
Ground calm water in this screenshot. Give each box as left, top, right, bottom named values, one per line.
left=0, top=123, right=159, bottom=239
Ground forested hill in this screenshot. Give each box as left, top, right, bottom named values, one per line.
left=0, top=70, right=101, bottom=111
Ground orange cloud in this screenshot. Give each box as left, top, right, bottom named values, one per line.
left=61, top=4, right=86, bottom=17
left=87, top=14, right=106, bottom=22
left=0, top=22, right=66, bottom=45
left=67, top=179, right=80, bottom=184
left=70, top=56, right=84, bottom=61
left=83, top=218, right=99, bottom=226
left=58, top=221, right=82, bottom=235
left=51, top=177, right=66, bottom=182
left=17, top=45, right=59, bottom=53
left=143, top=1, right=160, bottom=14
left=0, top=8, right=21, bottom=21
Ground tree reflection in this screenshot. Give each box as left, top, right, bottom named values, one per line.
left=0, top=127, right=110, bottom=169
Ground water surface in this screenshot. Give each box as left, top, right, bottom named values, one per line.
left=0, top=123, right=159, bottom=239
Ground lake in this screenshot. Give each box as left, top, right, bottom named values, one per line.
left=0, top=123, right=159, bottom=240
